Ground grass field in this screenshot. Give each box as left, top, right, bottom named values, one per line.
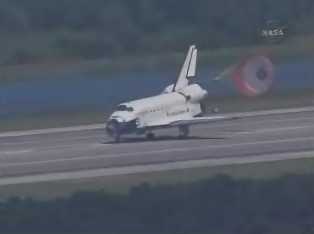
left=1, top=157, right=313, bottom=200
left=2, top=35, right=314, bottom=84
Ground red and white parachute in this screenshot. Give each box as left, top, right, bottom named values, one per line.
left=231, top=53, right=275, bottom=97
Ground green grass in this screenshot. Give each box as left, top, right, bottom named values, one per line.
left=2, top=35, right=314, bottom=84
left=1, top=108, right=111, bottom=132
left=1, top=157, right=313, bottom=200
left=1, top=90, right=313, bottom=132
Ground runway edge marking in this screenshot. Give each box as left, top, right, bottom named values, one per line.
left=1, top=106, right=314, bottom=137
left=1, top=150, right=314, bottom=185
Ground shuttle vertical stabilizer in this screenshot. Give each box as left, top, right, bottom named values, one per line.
left=173, top=45, right=197, bottom=91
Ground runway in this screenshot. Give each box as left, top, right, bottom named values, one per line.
left=1, top=108, right=314, bottom=182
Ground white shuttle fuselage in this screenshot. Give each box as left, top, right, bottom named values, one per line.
left=105, top=45, right=229, bottom=142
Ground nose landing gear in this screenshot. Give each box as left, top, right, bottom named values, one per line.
left=111, top=131, right=121, bottom=143
left=105, top=120, right=122, bottom=143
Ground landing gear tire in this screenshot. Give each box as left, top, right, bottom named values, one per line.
left=112, top=133, right=121, bottom=143
left=179, top=125, right=189, bottom=139
left=146, top=132, right=155, bottom=140
left=211, top=108, right=219, bottom=114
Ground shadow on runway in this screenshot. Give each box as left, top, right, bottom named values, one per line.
left=102, top=135, right=229, bottom=144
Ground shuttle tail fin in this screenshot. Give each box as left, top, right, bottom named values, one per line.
left=172, top=45, right=197, bottom=91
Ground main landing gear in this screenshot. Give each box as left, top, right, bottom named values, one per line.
left=146, top=132, right=155, bottom=140
left=178, top=125, right=189, bottom=139
left=145, top=125, right=189, bottom=141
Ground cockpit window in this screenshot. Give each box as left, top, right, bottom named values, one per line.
left=117, top=105, right=134, bottom=112
left=117, top=105, right=127, bottom=111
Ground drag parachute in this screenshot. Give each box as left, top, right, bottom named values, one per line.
left=231, top=53, right=275, bottom=97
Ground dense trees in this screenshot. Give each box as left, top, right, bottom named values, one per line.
left=1, top=0, right=314, bottom=64
left=1, top=174, right=314, bottom=233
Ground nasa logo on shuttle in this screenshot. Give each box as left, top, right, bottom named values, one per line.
left=167, top=109, right=186, bottom=117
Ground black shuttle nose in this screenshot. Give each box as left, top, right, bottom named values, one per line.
left=106, top=119, right=121, bottom=134
left=105, top=119, right=122, bottom=142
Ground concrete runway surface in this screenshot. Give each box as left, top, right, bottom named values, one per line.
left=1, top=109, right=314, bottom=182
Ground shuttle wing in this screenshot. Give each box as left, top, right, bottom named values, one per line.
left=169, top=115, right=238, bottom=126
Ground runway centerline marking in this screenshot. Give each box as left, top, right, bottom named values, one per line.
left=2, top=134, right=104, bottom=146
left=199, top=117, right=314, bottom=130
left=3, top=137, right=313, bottom=167
left=1, top=150, right=35, bottom=155
left=2, top=117, right=313, bottom=146
left=1, top=143, right=106, bottom=156
left=249, top=125, right=314, bottom=133
left=1, top=107, right=313, bottom=138
left=2, top=125, right=313, bottom=157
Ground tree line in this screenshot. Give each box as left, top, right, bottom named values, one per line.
left=1, top=0, right=314, bottom=64
left=1, top=174, right=314, bottom=233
